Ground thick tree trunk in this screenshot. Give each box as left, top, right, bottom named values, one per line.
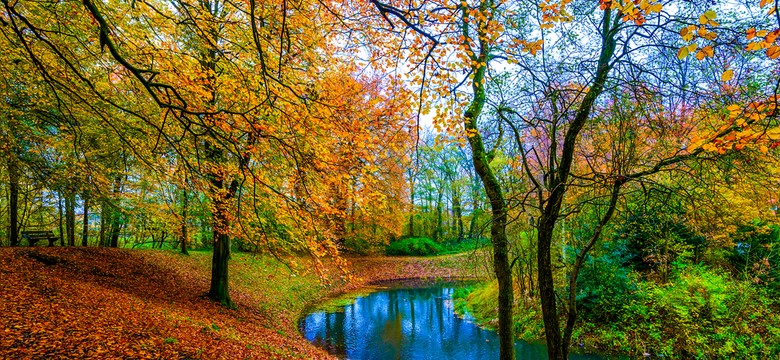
left=109, top=211, right=121, bottom=248
left=8, top=155, right=19, bottom=247
left=207, top=169, right=236, bottom=307
left=81, top=194, right=89, bottom=246
left=65, top=192, right=76, bottom=247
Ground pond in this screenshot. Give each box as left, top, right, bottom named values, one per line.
left=300, top=282, right=614, bottom=360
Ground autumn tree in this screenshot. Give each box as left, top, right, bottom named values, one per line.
left=2, top=0, right=415, bottom=307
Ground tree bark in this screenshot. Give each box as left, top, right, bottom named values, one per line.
left=8, top=154, right=19, bottom=247
left=99, top=203, right=108, bottom=246
left=109, top=207, right=121, bottom=248
left=206, top=147, right=237, bottom=307
left=180, top=185, right=189, bottom=255
left=65, top=192, right=76, bottom=246
left=453, top=186, right=464, bottom=241
left=409, top=181, right=415, bottom=237
left=462, top=42, right=515, bottom=360
left=535, top=9, right=618, bottom=359
left=58, top=196, right=64, bottom=246
left=435, top=189, right=443, bottom=242
left=81, top=193, right=89, bottom=246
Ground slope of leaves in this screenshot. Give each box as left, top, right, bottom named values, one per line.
left=0, top=247, right=484, bottom=359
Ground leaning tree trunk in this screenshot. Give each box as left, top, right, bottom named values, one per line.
left=462, top=47, right=515, bottom=360
left=536, top=9, right=618, bottom=359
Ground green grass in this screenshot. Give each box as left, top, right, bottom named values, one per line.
left=386, top=237, right=489, bottom=256
left=312, top=287, right=380, bottom=312
left=454, top=265, right=780, bottom=358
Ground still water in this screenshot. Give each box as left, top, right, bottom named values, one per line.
left=300, top=284, right=607, bottom=360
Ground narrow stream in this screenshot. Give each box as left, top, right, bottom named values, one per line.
left=300, top=283, right=615, bottom=359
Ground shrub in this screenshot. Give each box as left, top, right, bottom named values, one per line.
left=576, top=253, right=639, bottom=324
left=385, top=237, right=444, bottom=256
left=727, top=221, right=780, bottom=290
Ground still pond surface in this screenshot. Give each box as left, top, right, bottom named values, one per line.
left=300, top=283, right=611, bottom=360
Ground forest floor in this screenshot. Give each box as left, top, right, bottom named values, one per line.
left=0, top=247, right=486, bottom=359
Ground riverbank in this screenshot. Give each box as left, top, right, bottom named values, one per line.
left=0, top=247, right=486, bottom=359
left=454, top=271, right=780, bottom=359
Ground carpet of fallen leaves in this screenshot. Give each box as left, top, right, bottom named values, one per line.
left=0, top=247, right=485, bottom=359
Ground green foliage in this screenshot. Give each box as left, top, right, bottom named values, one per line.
left=341, top=236, right=377, bottom=255
left=385, top=237, right=489, bottom=256
left=576, top=252, right=639, bottom=324
left=312, top=288, right=378, bottom=312
left=614, top=212, right=706, bottom=276
left=596, top=265, right=780, bottom=358
left=439, top=237, right=490, bottom=255
left=727, top=221, right=780, bottom=290
left=386, top=237, right=444, bottom=256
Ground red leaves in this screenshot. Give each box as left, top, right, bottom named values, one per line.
left=0, top=248, right=331, bottom=359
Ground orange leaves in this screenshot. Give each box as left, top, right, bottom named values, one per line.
left=721, top=69, right=734, bottom=82
left=601, top=0, right=662, bottom=25
left=745, top=28, right=780, bottom=59
left=744, top=0, right=780, bottom=59
left=513, top=38, right=544, bottom=56
left=692, top=98, right=780, bottom=155
left=677, top=10, right=720, bottom=62
left=539, top=0, right=572, bottom=29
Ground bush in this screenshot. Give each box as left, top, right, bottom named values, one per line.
left=385, top=237, right=444, bottom=256
left=614, top=212, right=706, bottom=278
left=727, top=221, right=780, bottom=290
left=576, top=253, right=639, bottom=324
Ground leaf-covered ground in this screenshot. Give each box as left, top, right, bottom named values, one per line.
left=0, top=247, right=483, bottom=359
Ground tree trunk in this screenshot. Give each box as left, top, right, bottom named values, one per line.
left=453, top=187, right=464, bottom=241
left=435, top=190, right=443, bottom=242
left=180, top=186, right=189, bottom=255
left=462, top=48, right=515, bottom=360
left=65, top=192, right=76, bottom=247
left=99, top=203, right=108, bottom=246
left=535, top=9, right=618, bottom=359
left=81, top=193, right=89, bottom=246
left=206, top=159, right=236, bottom=307
left=8, top=154, right=19, bottom=247
left=409, top=182, right=415, bottom=237
left=109, top=210, right=121, bottom=248
left=58, top=196, right=64, bottom=246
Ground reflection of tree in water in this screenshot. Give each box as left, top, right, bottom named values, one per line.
left=381, top=313, right=403, bottom=359
left=305, top=311, right=347, bottom=358
left=303, top=285, right=599, bottom=360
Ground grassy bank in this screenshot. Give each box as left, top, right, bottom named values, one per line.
left=0, top=247, right=484, bottom=359
left=453, top=265, right=780, bottom=358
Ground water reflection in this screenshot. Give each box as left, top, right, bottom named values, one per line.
left=301, top=285, right=607, bottom=360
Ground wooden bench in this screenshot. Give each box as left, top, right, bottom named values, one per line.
left=21, top=231, right=58, bottom=247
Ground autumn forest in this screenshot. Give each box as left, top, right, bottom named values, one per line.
left=2, top=0, right=780, bottom=359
